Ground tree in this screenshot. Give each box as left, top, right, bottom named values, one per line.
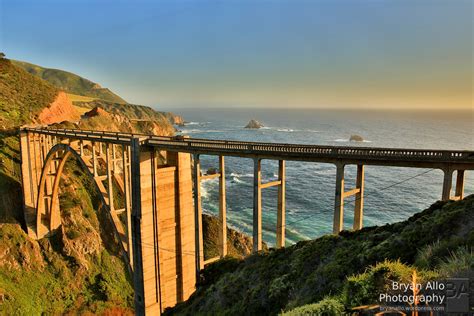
left=0, top=52, right=5, bottom=59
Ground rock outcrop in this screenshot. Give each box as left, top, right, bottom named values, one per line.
left=245, top=119, right=264, bottom=129
left=83, top=106, right=110, bottom=118
left=349, top=134, right=364, bottom=142
left=38, top=92, right=80, bottom=125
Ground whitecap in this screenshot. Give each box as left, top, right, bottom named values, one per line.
left=334, top=138, right=372, bottom=143
left=231, top=176, right=244, bottom=184
left=230, top=172, right=253, bottom=178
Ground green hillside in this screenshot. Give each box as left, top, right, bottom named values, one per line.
left=168, top=197, right=474, bottom=315
left=12, top=60, right=127, bottom=104
left=0, top=55, right=59, bottom=129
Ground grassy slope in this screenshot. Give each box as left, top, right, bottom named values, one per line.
left=12, top=60, right=127, bottom=104
left=168, top=196, right=474, bottom=315
left=0, top=57, right=58, bottom=129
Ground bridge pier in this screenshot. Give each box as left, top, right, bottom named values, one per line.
left=333, top=163, right=365, bottom=234
left=442, top=168, right=465, bottom=201
left=192, top=154, right=205, bottom=275
left=455, top=170, right=465, bottom=200
left=252, top=159, right=287, bottom=251
left=276, top=160, right=286, bottom=248
left=218, top=155, right=227, bottom=258
left=253, top=158, right=262, bottom=252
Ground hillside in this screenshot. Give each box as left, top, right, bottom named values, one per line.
left=168, top=196, right=474, bottom=315
left=0, top=56, right=59, bottom=129
left=74, top=99, right=183, bottom=131
left=12, top=60, right=127, bottom=104
left=0, top=160, right=134, bottom=314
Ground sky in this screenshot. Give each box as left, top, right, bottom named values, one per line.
left=0, top=0, right=472, bottom=109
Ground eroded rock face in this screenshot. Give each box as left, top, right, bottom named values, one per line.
left=171, top=115, right=185, bottom=126
left=83, top=106, right=110, bottom=118
left=0, top=224, right=45, bottom=271
left=245, top=119, right=264, bottom=129
left=350, top=134, right=364, bottom=142
left=38, top=92, right=80, bottom=125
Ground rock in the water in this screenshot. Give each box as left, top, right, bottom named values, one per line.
left=245, top=119, right=264, bottom=129
left=350, top=134, right=364, bottom=142
left=206, top=167, right=218, bottom=175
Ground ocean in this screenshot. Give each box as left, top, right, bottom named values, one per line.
left=161, top=108, right=474, bottom=246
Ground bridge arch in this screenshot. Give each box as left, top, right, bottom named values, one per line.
left=35, top=143, right=101, bottom=239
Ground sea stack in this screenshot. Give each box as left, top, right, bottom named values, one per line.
left=349, top=134, right=364, bottom=142
left=245, top=119, right=264, bottom=129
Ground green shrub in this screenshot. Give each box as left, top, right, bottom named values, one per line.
left=281, top=297, right=345, bottom=316
left=343, top=260, right=413, bottom=308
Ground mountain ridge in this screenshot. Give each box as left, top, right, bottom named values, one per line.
left=11, top=60, right=128, bottom=104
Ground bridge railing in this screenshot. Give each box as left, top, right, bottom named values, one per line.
left=23, top=128, right=474, bottom=164
left=146, top=137, right=474, bottom=163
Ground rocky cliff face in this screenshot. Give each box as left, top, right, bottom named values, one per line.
left=37, top=91, right=80, bottom=125
left=202, top=214, right=268, bottom=260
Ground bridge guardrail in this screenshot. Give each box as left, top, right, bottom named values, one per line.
left=22, top=128, right=474, bottom=164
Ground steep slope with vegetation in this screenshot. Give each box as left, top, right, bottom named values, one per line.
left=12, top=60, right=127, bottom=104
left=0, top=160, right=134, bottom=314
left=0, top=56, right=59, bottom=129
left=168, top=196, right=474, bottom=315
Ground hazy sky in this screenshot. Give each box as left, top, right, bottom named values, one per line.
left=1, top=0, right=472, bottom=109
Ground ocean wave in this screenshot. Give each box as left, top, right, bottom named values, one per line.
left=230, top=172, right=254, bottom=178
left=178, top=129, right=200, bottom=134
left=231, top=176, right=245, bottom=184
left=334, top=138, right=372, bottom=143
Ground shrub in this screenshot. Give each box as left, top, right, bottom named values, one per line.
left=343, top=260, right=413, bottom=307
left=281, top=297, right=345, bottom=316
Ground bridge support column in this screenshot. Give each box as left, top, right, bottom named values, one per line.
left=454, top=170, right=465, bottom=200
left=333, top=163, right=345, bottom=234
left=353, top=164, right=365, bottom=230
left=276, top=160, right=286, bottom=248
left=20, top=131, right=37, bottom=238
left=106, top=144, right=114, bottom=211
left=442, top=168, right=454, bottom=201
left=92, top=141, right=98, bottom=177
left=219, top=155, right=227, bottom=257
left=193, top=154, right=204, bottom=275
left=253, top=158, right=262, bottom=252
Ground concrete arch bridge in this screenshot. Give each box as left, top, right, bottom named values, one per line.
left=19, top=128, right=474, bottom=315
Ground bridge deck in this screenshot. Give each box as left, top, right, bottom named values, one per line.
left=24, top=127, right=474, bottom=169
